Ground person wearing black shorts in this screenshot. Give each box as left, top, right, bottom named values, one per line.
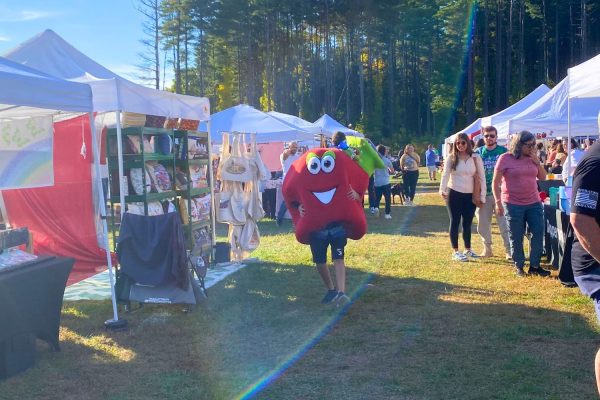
left=570, top=139, right=600, bottom=395
left=308, top=223, right=351, bottom=306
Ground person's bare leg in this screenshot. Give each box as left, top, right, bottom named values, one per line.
left=317, top=263, right=335, bottom=290
left=333, top=259, right=346, bottom=293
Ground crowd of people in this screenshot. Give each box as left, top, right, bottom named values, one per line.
left=273, top=125, right=600, bottom=393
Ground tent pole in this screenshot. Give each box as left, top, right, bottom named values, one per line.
left=566, top=89, right=572, bottom=183
left=88, top=113, right=127, bottom=329
left=116, top=110, right=125, bottom=218
left=206, top=120, right=217, bottom=256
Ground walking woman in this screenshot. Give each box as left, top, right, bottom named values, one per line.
left=399, top=144, right=420, bottom=205
left=492, top=131, right=551, bottom=277
left=439, top=133, right=486, bottom=262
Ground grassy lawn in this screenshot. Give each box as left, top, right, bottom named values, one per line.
left=1, top=168, right=599, bottom=399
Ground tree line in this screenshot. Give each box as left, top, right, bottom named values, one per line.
left=137, top=0, right=600, bottom=148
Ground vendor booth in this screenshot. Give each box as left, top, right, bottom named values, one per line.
left=199, top=105, right=315, bottom=253
left=0, top=56, right=100, bottom=378
left=5, top=30, right=213, bottom=317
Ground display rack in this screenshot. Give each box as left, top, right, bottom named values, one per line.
left=105, top=127, right=215, bottom=261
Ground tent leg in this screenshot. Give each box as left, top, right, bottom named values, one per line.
left=89, top=112, right=127, bottom=330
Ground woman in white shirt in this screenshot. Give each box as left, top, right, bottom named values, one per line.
left=439, top=133, right=486, bottom=262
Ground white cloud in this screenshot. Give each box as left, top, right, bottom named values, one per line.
left=0, top=9, right=64, bottom=22
left=0, top=35, right=9, bottom=42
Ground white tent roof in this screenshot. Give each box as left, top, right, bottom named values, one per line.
left=450, top=84, right=550, bottom=142
left=313, top=114, right=364, bottom=138
left=507, top=77, right=600, bottom=138
left=482, top=84, right=551, bottom=135
left=568, top=53, right=600, bottom=99
left=4, top=29, right=209, bottom=120
left=0, top=56, right=92, bottom=117
left=267, top=111, right=322, bottom=134
left=200, top=104, right=315, bottom=144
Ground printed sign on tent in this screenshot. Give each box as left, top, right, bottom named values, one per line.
left=0, top=115, right=54, bottom=190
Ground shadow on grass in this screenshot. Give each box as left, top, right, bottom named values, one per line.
left=2, top=262, right=597, bottom=400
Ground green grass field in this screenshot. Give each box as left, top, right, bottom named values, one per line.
left=1, top=170, right=599, bottom=399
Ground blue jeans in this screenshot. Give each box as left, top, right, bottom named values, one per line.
left=277, top=201, right=288, bottom=222
left=503, top=202, right=544, bottom=268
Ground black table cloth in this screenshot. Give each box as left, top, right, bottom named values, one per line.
left=0, top=256, right=73, bottom=378
left=543, top=204, right=575, bottom=286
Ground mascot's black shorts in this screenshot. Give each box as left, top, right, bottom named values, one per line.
left=309, top=224, right=347, bottom=264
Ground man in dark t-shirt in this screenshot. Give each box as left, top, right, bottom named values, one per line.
left=570, top=140, right=600, bottom=395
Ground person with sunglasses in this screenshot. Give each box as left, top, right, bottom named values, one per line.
left=439, top=132, right=486, bottom=262
left=474, top=126, right=511, bottom=259
left=492, top=131, right=551, bottom=277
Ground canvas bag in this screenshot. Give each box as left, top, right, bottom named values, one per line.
left=248, top=133, right=270, bottom=181
left=229, top=181, right=248, bottom=225
left=220, top=133, right=253, bottom=182
left=216, top=181, right=235, bottom=224
left=245, top=180, right=265, bottom=220
left=240, top=219, right=260, bottom=252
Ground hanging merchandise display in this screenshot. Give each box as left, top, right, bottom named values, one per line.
left=217, top=132, right=264, bottom=261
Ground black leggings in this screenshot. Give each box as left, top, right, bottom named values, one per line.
left=403, top=170, right=419, bottom=200
left=447, top=188, right=476, bottom=249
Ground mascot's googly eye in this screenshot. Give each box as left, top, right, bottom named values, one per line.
left=321, top=152, right=336, bottom=173
left=306, top=152, right=321, bottom=175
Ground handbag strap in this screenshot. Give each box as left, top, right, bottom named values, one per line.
left=221, top=132, right=231, bottom=158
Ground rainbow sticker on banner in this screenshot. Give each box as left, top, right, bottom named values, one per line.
left=0, top=116, right=54, bottom=190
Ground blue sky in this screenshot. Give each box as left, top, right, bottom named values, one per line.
left=0, top=1, right=153, bottom=83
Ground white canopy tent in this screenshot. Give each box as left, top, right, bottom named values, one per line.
left=5, top=29, right=210, bottom=119
left=4, top=29, right=212, bottom=224
left=267, top=111, right=322, bottom=134
left=313, top=114, right=364, bottom=138
left=200, top=104, right=315, bottom=144
left=568, top=53, right=600, bottom=99
left=506, top=77, right=600, bottom=139
left=565, top=52, right=600, bottom=177
left=0, top=56, right=121, bottom=327
left=446, top=84, right=550, bottom=145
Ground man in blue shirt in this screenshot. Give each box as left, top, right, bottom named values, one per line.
left=425, top=144, right=439, bottom=181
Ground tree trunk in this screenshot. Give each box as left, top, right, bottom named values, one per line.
left=483, top=3, right=489, bottom=115
left=495, top=0, right=503, bottom=110
left=542, top=0, right=549, bottom=82
left=519, top=0, right=525, bottom=91
left=581, top=0, right=587, bottom=60
left=506, top=0, right=513, bottom=100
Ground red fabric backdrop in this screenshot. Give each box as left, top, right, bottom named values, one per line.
left=3, top=115, right=106, bottom=272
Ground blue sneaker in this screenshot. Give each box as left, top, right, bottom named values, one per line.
left=321, top=289, right=338, bottom=304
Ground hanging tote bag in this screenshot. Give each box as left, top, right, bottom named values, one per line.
left=216, top=181, right=236, bottom=224
left=245, top=180, right=265, bottom=221
left=249, top=133, right=270, bottom=181
left=220, top=133, right=253, bottom=182
left=229, top=181, right=248, bottom=225
left=240, top=219, right=260, bottom=252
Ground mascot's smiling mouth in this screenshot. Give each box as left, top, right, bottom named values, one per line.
left=312, top=187, right=337, bottom=205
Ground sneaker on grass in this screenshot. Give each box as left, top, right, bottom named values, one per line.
left=321, top=289, right=338, bottom=304
left=384, top=214, right=392, bottom=220
left=452, top=251, right=469, bottom=262
left=463, top=249, right=480, bottom=259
